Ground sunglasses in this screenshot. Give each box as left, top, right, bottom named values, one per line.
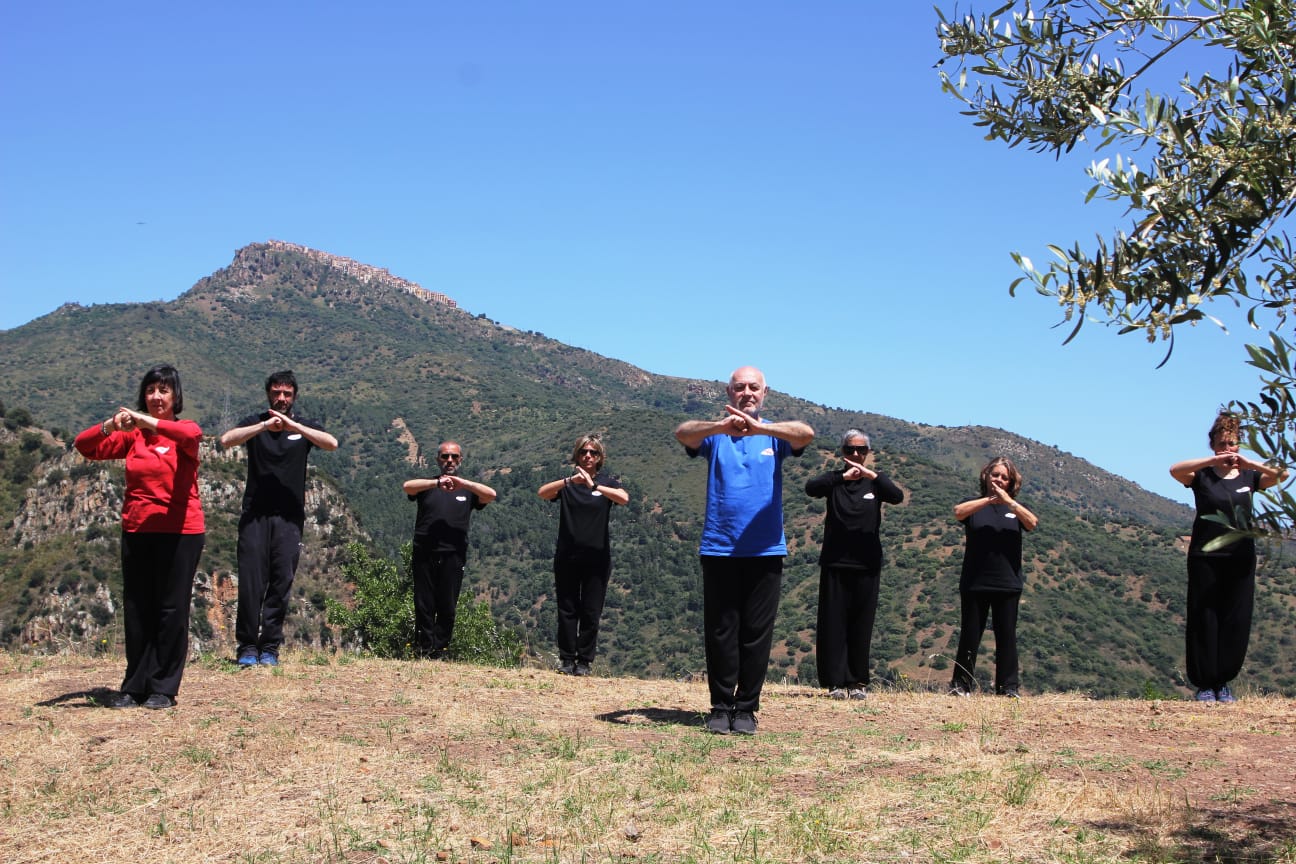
left=437, top=453, right=462, bottom=461
left=843, top=446, right=870, bottom=456
left=578, top=448, right=601, bottom=457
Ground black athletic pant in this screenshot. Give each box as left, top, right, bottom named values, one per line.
left=951, top=590, right=1020, bottom=694
left=1185, top=553, right=1255, bottom=690
left=236, top=514, right=302, bottom=657
left=120, top=531, right=205, bottom=699
left=554, top=554, right=612, bottom=666
left=700, top=555, right=783, bottom=713
left=412, top=537, right=465, bottom=655
left=815, top=564, right=880, bottom=690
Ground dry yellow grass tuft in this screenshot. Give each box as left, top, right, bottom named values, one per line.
left=2, top=652, right=1294, bottom=863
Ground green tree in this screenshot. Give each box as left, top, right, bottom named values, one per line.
left=326, top=541, right=523, bottom=666
left=936, top=0, right=1296, bottom=531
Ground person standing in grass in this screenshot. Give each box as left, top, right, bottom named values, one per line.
left=805, top=429, right=904, bottom=700
left=538, top=434, right=630, bottom=676
left=949, top=456, right=1038, bottom=698
left=1170, top=411, right=1288, bottom=704
left=75, top=364, right=205, bottom=710
left=220, top=370, right=338, bottom=668
left=675, top=365, right=814, bottom=735
left=403, top=441, right=497, bottom=659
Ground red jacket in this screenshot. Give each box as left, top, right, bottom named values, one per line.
left=75, top=419, right=205, bottom=534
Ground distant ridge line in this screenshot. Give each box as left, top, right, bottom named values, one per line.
left=263, top=239, right=458, bottom=309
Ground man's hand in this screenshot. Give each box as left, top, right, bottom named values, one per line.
left=722, top=405, right=758, bottom=435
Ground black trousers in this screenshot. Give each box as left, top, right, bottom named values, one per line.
left=1185, top=553, right=1255, bottom=690
left=951, top=590, right=1020, bottom=693
left=554, top=554, right=612, bottom=665
left=815, top=564, right=880, bottom=690
left=700, top=555, right=783, bottom=713
left=120, top=531, right=204, bottom=699
left=412, top=537, right=465, bottom=654
left=236, top=514, right=302, bottom=656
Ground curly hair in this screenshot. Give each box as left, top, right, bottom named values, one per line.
left=1208, top=412, right=1241, bottom=449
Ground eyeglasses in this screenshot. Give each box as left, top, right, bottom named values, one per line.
left=437, top=453, right=461, bottom=461
left=578, top=448, right=601, bottom=457
left=843, top=446, right=870, bottom=456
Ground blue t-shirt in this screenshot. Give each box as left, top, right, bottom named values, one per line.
left=689, top=431, right=796, bottom=557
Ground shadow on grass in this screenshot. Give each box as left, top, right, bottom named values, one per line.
left=36, top=686, right=120, bottom=709
left=596, top=707, right=703, bottom=728
left=1090, top=799, right=1296, bottom=863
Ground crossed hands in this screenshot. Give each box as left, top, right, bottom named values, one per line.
left=842, top=459, right=877, bottom=482
left=437, top=475, right=468, bottom=491
left=720, top=404, right=760, bottom=436
left=264, top=408, right=300, bottom=434
left=110, top=406, right=152, bottom=431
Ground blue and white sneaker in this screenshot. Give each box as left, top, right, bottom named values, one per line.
left=237, top=651, right=259, bottom=668
left=1215, top=684, right=1236, bottom=703
left=258, top=652, right=279, bottom=667
left=1195, top=688, right=1217, bottom=703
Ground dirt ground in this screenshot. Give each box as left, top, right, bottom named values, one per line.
left=2, top=653, right=1294, bottom=863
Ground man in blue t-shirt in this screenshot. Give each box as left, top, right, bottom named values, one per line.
left=675, top=366, right=814, bottom=735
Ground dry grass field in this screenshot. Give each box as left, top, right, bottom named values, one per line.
left=2, top=651, right=1294, bottom=864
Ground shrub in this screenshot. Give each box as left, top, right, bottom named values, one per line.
left=325, top=541, right=524, bottom=667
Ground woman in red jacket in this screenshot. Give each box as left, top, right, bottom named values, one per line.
left=75, top=365, right=204, bottom=709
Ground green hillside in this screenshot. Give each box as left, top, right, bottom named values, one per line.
left=2, top=242, right=1293, bottom=697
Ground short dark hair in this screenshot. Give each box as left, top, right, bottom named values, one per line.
left=137, top=365, right=183, bottom=415
left=265, top=370, right=298, bottom=395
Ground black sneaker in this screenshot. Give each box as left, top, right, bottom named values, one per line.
left=143, top=694, right=175, bottom=710
left=730, top=711, right=758, bottom=735
left=574, top=663, right=592, bottom=677
left=705, top=709, right=732, bottom=735
left=108, top=692, right=140, bottom=709
left=559, top=662, right=576, bottom=675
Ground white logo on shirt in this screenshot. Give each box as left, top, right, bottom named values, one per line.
left=153, top=446, right=170, bottom=455
left=1004, top=512, right=1018, bottom=520
left=761, top=447, right=775, bottom=456
left=1236, top=486, right=1252, bottom=493
left=455, top=495, right=468, bottom=502
left=288, top=433, right=303, bottom=441
left=862, top=492, right=875, bottom=500
left=592, top=491, right=603, bottom=497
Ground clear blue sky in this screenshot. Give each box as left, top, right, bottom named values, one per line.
left=0, top=2, right=1259, bottom=507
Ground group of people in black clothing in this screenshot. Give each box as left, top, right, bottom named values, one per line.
left=78, top=363, right=1286, bottom=730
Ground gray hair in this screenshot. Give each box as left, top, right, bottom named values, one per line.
left=840, top=429, right=871, bottom=450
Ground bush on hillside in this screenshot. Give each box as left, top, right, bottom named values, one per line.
left=327, top=541, right=523, bottom=666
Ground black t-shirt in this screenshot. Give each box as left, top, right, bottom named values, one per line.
left=409, top=482, right=488, bottom=556
left=237, top=411, right=326, bottom=524
left=959, top=500, right=1025, bottom=592
left=804, top=470, right=904, bottom=569
left=551, top=472, right=622, bottom=560
left=1187, top=468, right=1260, bottom=558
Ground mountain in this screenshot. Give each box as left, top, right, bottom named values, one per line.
left=2, top=241, right=1294, bottom=696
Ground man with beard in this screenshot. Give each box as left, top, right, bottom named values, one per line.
left=674, top=366, right=814, bottom=735
left=402, top=441, right=497, bottom=659
left=220, top=371, right=338, bottom=667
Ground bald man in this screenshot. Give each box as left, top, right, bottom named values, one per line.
left=675, top=366, right=814, bottom=734
left=402, top=441, right=497, bottom=659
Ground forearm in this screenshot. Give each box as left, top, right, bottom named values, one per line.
left=460, top=479, right=497, bottom=504
left=220, top=422, right=265, bottom=449
left=298, top=425, right=338, bottom=451
left=592, top=481, right=630, bottom=505
left=761, top=420, right=815, bottom=449
left=538, top=478, right=566, bottom=500
left=403, top=478, right=438, bottom=495
left=953, top=497, right=992, bottom=521
left=674, top=419, right=725, bottom=449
